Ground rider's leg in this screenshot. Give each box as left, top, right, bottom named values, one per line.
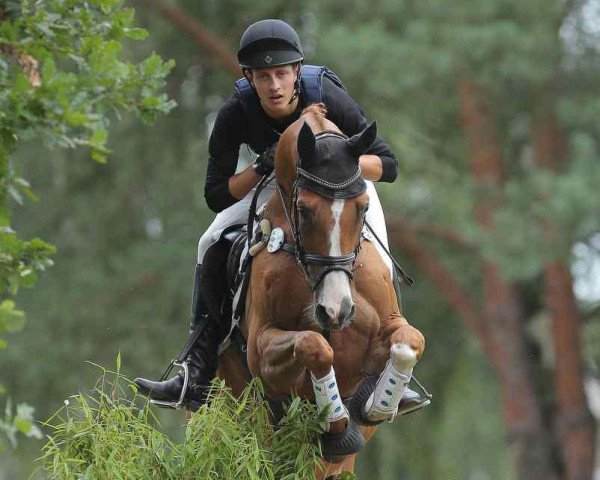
left=364, top=181, right=429, bottom=415
left=134, top=263, right=219, bottom=410
left=364, top=181, right=393, bottom=278
left=134, top=180, right=276, bottom=410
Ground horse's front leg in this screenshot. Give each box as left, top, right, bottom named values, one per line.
left=252, top=328, right=348, bottom=435
left=360, top=321, right=425, bottom=423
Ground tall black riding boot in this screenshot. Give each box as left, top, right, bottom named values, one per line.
left=134, top=264, right=219, bottom=411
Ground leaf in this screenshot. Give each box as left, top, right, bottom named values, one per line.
left=65, top=110, right=90, bottom=127
left=0, top=300, right=25, bottom=332
left=41, top=56, right=56, bottom=81
left=91, top=150, right=107, bottom=164
left=116, top=352, right=121, bottom=373
left=124, top=28, right=148, bottom=40
left=14, top=73, right=31, bottom=94
left=19, top=270, right=38, bottom=288
left=90, top=128, right=107, bottom=146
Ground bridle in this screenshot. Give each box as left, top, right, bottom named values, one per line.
left=275, top=131, right=364, bottom=291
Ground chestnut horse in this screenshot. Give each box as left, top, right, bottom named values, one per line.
left=219, top=104, right=425, bottom=478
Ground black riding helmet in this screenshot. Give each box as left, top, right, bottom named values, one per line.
left=238, top=19, right=304, bottom=69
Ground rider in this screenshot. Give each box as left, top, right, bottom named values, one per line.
left=135, top=19, right=427, bottom=413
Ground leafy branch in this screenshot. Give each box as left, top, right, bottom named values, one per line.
left=0, top=0, right=175, bottom=450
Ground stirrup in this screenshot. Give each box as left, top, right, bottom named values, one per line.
left=149, top=360, right=190, bottom=410
left=399, top=375, right=433, bottom=417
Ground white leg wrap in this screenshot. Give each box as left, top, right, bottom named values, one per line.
left=364, top=343, right=417, bottom=422
left=311, top=367, right=349, bottom=432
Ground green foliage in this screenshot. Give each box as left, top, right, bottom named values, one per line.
left=0, top=399, right=43, bottom=451
left=40, top=366, right=337, bottom=480
left=179, top=381, right=325, bottom=480
left=0, top=299, right=43, bottom=453
left=0, top=230, right=54, bottom=295
left=0, top=299, right=24, bottom=344
left=0, top=0, right=175, bottom=452
left=41, top=367, right=176, bottom=479
left=0, top=0, right=176, bottom=157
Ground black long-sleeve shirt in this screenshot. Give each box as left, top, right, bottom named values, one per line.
left=204, top=76, right=398, bottom=213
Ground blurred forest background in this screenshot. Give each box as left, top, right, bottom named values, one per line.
left=2, top=0, right=600, bottom=479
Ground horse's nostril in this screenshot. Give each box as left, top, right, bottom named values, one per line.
left=315, top=304, right=330, bottom=325
left=340, top=297, right=355, bottom=324
left=315, top=299, right=354, bottom=329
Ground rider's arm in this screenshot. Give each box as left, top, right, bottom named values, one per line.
left=204, top=96, right=255, bottom=212
left=228, top=163, right=262, bottom=200
left=322, top=77, right=398, bottom=183
left=358, top=154, right=383, bottom=182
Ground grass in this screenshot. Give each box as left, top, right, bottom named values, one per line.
left=38, top=358, right=355, bottom=480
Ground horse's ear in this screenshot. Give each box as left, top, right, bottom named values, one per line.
left=297, top=122, right=316, bottom=167
left=347, top=120, right=377, bottom=157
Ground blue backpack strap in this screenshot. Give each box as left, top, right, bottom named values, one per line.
left=234, top=76, right=261, bottom=118
left=300, top=65, right=347, bottom=104
left=234, top=65, right=347, bottom=118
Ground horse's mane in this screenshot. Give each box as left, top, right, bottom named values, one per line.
left=299, top=103, right=338, bottom=134
left=301, top=102, right=328, bottom=119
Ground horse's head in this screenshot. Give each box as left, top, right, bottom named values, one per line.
left=276, top=110, right=377, bottom=331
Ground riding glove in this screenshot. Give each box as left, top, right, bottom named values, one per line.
left=253, top=142, right=277, bottom=176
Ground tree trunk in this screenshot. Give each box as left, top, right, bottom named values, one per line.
left=533, top=107, right=595, bottom=480
left=145, top=0, right=240, bottom=77
left=459, top=78, right=559, bottom=480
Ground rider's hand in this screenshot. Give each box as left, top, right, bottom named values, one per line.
left=253, top=142, right=277, bottom=176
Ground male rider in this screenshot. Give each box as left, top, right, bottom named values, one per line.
left=135, top=19, right=426, bottom=413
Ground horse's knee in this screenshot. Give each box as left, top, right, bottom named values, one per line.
left=389, top=342, right=418, bottom=372
left=390, top=323, right=425, bottom=360
left=294, top=331, right=333, bottom=378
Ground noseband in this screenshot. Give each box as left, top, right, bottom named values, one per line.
left=276, top=131, right=363, bottom=291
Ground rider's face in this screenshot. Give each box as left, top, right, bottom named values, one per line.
left=247, top=64, right=299, bottom=119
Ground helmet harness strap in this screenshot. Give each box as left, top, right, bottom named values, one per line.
left=288, top=62, right=302, bottom=105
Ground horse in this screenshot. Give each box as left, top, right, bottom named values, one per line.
left=218, top=103, right=425, bottom=478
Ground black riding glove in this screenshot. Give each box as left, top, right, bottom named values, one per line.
left=252, top=142, right=277, bottom=176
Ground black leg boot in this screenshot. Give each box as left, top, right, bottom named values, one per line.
left=135, top=264, right=219, bottom=411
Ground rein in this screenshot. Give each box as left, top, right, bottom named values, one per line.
left=275, top=131, right=362, bottom=291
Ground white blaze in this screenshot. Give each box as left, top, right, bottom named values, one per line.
left=317, top=199, right=352, bottom=318
left=329, top=199, right=345, bottom=256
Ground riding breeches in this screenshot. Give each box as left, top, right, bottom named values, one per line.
left=197, top=180, right=394, bottom=278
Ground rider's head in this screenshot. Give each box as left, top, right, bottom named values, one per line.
left=237, top=19, right=303, bottom=119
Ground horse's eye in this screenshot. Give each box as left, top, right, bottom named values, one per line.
left=357, top=203, right=369, bottom=217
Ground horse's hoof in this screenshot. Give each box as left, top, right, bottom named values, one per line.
left=321, top=418, right=365, bottom=462
left=348, top=376, right=384, bottom=427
